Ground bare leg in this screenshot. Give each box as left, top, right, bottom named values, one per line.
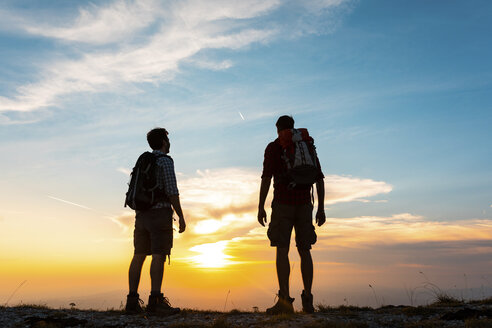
left=128, top=254, right=146, bottom=294
left=298, top=248, right=313, bottom=294
left=276, top=247, right=290, bottom=298
left=150, top=254, right=165, bottom=293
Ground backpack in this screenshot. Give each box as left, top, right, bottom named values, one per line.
left=124, top=152, right=166, bottom=210
left=278, top=128, right=320, bottom=188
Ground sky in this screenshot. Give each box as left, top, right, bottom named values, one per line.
left=0, top=0, right=491, bottom=311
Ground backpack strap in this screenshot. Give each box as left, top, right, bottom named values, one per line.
left=151, top=153, right=173, bottom=203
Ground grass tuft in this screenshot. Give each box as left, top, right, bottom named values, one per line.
left=465, top=318, right=492, bottom=328
left=469, top=297, right=492, bottom=305
left=211, top=317, right=232, bottom=328
left=226, top=309, right=246, bottom=315
left=262, top=312, right=296, bottom=323
left=303, top=319, right=369, bottom=328
left=404, top=319, right=443, bottom=328
left=168, top=323, right=207, bottom=328
left=430, top=294, right=463, bottom=306
left=317, top=304, right=371, bottom=315
left=400, top=306, right=440, bottom=317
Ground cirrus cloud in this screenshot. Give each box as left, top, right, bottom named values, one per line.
left=0, top=0, right=351, bottom=118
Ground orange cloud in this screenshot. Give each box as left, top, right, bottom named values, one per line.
left=319, top=215, right=492, bottom=246
left=109, top=168, right=399, bottom=266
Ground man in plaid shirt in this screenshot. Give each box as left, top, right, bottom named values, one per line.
left=125, top=128, right=186, bottom=315
left=258, top=115, right=325, bottom=314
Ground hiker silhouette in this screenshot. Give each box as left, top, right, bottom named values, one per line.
left=258, top=115, right=325, bottom=314
left=124, top=128, right=186, bottom=315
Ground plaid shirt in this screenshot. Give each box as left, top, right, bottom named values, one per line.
left=152, top=150, right=179, bottom=209
left=261, top=139, right=324, bottom=205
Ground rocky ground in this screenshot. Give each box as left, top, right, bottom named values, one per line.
left=2, top=302, right=492, bottom=328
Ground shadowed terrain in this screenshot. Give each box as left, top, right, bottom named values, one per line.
left=2, top=298, right=492, bottom=328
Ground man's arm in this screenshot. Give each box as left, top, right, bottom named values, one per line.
left=257, top=177, right=271, bottom=226
left=169, top=195, right=186, bottom=233
left=315, top=179, right=325, bottom=226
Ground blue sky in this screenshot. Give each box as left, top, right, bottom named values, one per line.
left=1, top=0, right=491, bottom=309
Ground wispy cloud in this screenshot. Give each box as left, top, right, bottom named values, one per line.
left=21, top=0, right=159, bottom=44
left=116, top=167, right=131, bottom=176
left=325, top=175, right=392, bottom=205
left=0, top=0, right=350, bottom=119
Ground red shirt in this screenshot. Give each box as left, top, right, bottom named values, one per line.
left=261, top=139, right=324, bottom=205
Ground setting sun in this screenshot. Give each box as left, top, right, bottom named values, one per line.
left=189, top=241, right=234, bottom=268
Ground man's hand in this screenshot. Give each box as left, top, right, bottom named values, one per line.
left=178, top=216, right=186, bottom=233
left=258, top=207, right=267, bottom=226
left=315, top=208, right=326, bottom=227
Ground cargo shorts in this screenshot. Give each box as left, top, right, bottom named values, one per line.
left=267, top=201, right=317, bottom=250
left=134, top=207, right=174, bottom=256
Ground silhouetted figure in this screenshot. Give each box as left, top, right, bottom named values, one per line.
left=258, top=115, right=325, bottom=314
left=124, top=128, right=186, bottom=315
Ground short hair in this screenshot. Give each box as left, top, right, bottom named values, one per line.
left=147, top=128, right=169, bottom=150
left=276, top=115, right=294, bottom=131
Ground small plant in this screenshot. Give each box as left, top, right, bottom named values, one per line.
left=316, top=304, right=371, bottom=317
left=465, top=318, right=492, bottom=328
left=404, top=284, right=417, bottom=306
left=419, top=271, right=463, bottom=306
left=303, top=320, right=368, bottom=328
left=169, top=323, right=207, bottom=328
left=401, top=306, right=439, bottom=317
left=404, top=319, right=443, bottom=328
left=432, top=293, right=462, bottom=306
left=368, top=284, right=383, bottom=307
left=263, top=312, right=295, bottom=324
left=223, top=290, right=230, bottom=312
left=316, top=304, right=334, bottom=313
left=226, top=309, right=242, bottom=315
left=4, top=280, right=27, bottom=306
left=212, top=317, right=231, bottom=328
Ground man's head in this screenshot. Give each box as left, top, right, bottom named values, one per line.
left=276, top=115, right=294, bottom=133
left=147, top=128, right=170, bottom=153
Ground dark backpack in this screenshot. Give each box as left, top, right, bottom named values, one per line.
left=278, top=128, right=320, bottom=188
left=124, top=152, right=166, bottom=210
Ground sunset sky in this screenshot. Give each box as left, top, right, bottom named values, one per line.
left=1, top=0, right=491, bottom=311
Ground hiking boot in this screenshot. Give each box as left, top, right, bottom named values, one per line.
left=125, top=293, right=144, bottom=314
left=147, top=293, right=180, bottom=315
left=301, top=290, right=314, bottom=313
left=266, top=291, right=294, bottom=315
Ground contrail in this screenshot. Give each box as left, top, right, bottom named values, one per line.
left=47, top=195, right=92, bottom=210
left=238, top=111, right=245, bottom=120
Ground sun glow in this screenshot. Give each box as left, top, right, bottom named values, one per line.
left=193, top=219, right=226, bottom=234
left=189, top=241, right=234, bottom=268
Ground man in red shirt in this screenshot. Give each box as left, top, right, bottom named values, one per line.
left=258, top=115, right=325, bottom=314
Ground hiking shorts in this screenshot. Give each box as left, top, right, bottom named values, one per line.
left=267, top=201, right=317, bottom=250
left=133, top=207, right=174, bottom=256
